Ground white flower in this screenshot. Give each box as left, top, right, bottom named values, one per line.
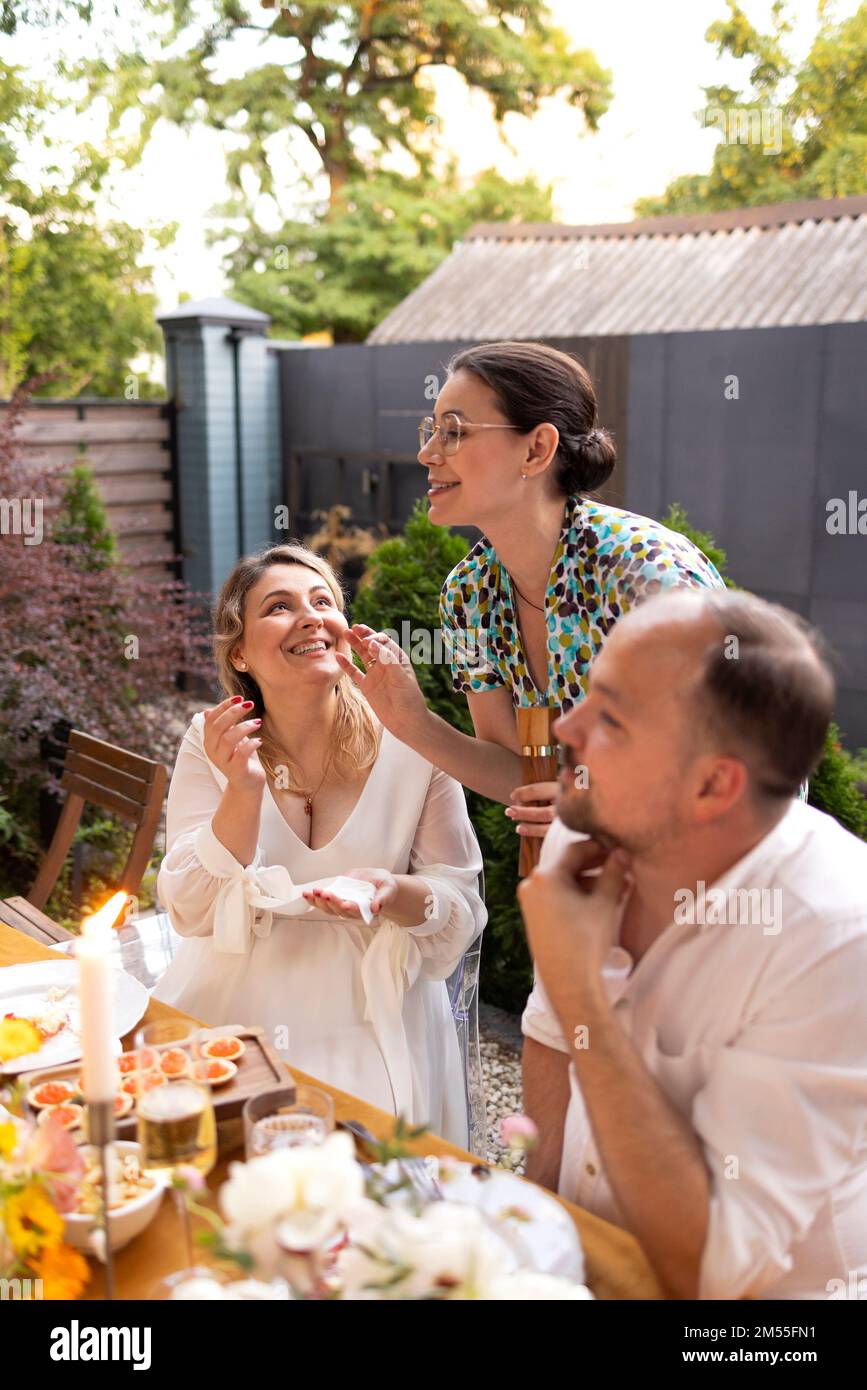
left=339, top=1201, right=518, bottom=1300
left=220, top=1130, right=364, bottom=1261
left=485, top=1270, right=594, bottom=1300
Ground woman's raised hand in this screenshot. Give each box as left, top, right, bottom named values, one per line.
left=505, top=781, right=560, bottom=839
left=335, top=625, right=428, bottom=738
left=202, top=696, right=267, bottom=794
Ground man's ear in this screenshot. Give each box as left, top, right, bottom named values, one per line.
left=693, top=755, right=749, bottom=822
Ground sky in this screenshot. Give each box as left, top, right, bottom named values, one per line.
left=3, top=0, right=860, bottom=320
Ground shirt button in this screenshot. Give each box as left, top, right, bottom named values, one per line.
left=585, top=1161, right=597, bottom=1177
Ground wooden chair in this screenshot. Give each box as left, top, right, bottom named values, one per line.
left=0, top=731, right=168, bottom=947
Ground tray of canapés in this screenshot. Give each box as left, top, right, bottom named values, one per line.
left=21, top=1025, right=289, bottom=1140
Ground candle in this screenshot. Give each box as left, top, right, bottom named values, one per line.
left=76, top=892, right=126, bottom=1104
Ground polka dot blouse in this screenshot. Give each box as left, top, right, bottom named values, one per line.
left=439, top=495, right=726, bottom=711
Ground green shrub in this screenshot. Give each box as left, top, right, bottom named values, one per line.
left=806, top=724, right=867, bottom=839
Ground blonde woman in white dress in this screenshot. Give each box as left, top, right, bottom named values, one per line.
left=153, top=543, right=486, bottom=1147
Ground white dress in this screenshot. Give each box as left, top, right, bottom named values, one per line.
left=153, top=713, right=486, bottom=1147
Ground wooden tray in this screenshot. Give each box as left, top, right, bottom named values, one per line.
left=20, top=1025, right=289, bottom=1142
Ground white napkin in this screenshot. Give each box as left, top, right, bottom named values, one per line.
left=323, top=875, right=377, bottom=924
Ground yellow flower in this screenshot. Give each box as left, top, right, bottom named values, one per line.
left=0, top=1018, right=41, bottom=1062
left=4, top=1181, right=64, bottom=1258
left=31, top=1241, right=90, bottom=1300
left=0, top=1121, right=17, bottom=1158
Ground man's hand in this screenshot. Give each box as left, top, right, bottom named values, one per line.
left=518, top=839, right=632, bottom=1004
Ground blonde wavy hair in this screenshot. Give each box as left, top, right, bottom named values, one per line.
left=212, top=542, right=380, bottom=789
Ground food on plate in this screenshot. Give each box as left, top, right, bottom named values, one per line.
left=3, top=1002, right=70, bottom=1045
left=158, top=1047, right=192, bottom=1079
left=120, top=1071, right=167, bottom=1097
left=117, top=1052, right=139, bottom=1075
left=75, top=1148, right=156, bottom=1216
left=26, top=1079, right=78, bottom=1109
left=192, top=1058, right=237, bottom=1087
left=202, top=1036, right=245, bottom=1062
left=37, top=1102, right=84, bottom=1131
left=113, top=1091, right=134, bottom=1118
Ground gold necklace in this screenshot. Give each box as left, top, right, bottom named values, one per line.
left=265, top=723, right=333, bottom=817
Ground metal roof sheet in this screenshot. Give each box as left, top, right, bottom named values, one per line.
left=367, top=197, right=867, bottom=342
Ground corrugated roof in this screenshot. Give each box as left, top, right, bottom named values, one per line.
left=367, top=196, right=867, bottom=343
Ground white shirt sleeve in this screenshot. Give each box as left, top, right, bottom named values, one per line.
left=405, top=765, right=487, bottom=980
left=695, top=919, right=867, bottom=1300
left=520, top=818, right=583, bottom=1053
left=156, top=719, right=256, bottom=942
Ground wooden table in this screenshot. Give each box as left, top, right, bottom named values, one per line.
left=0, top=920, right=663, bottom=1300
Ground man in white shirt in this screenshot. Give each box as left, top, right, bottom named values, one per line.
left=518, top=588, right=867, bottom=1300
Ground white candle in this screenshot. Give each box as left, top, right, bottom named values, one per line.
left=76, top=893, right=125, bottom=1104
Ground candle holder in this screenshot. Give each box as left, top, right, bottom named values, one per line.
left=86, top=1098, right=117, bottom=1300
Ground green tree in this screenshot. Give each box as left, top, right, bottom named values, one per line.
left=0, top=58, right=170, bottom=397
left=635, top=1, right=867, bottom=217
left=220, top=164, right=554, bottom=341
left=73, top=1, right=612, bottom=210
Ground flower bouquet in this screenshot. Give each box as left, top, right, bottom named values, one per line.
left=0, top=1018, right=90, bottom=1299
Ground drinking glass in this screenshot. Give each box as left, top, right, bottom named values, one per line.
left=133, top=1019, right=217, bottom=1286
left=243, top=1084, right=334, bottom=1158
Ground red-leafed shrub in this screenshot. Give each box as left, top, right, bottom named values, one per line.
left=0, top=386, right=215, bottom=918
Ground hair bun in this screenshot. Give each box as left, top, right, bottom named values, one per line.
left=566, top=425, right=616, bottom=493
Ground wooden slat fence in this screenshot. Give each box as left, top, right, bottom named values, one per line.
left=0, top=400, right=178, bottom=583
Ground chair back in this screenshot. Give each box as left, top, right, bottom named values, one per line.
left=27, top=730, right=168, bottom=912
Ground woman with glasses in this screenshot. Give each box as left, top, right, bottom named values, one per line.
left=337, top=340, right=725, bottom=847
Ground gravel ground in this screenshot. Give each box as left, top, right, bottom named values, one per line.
left=480, top=1003, right=526, bottom=1173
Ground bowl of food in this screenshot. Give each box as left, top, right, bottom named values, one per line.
left=64, top=1141, right=168, bottom=1254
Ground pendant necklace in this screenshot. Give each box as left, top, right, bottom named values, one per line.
left=509, top=573, right=546, bottom=611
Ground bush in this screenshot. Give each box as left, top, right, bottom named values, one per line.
left=0, top=392, right=213, bottom=925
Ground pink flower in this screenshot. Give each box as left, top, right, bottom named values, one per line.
left=499, top=1115, right=539, bottom=1151
left=25, top=1113, right=86, bottom=1213
left=172, top=1164, right=207, bottom=1194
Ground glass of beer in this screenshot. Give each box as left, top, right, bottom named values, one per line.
left=133, top=1019, right=217, bottom=1281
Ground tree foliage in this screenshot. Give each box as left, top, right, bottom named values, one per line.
left=0, top=57, right=170, bottom=397
left=635, top=1, right=867, bottom=217
left=220, top=163, right=554, bottom=341
left=71, top=0, right=612, bottom=206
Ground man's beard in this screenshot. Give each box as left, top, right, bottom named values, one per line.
left=556, top=785, right=622, bottom=850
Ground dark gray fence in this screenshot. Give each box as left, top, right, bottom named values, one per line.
left=628, top=322, right=867, bottom=748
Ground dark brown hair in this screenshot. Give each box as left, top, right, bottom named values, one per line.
left=693, top=591, right=835, bottom=801
left=446, top=340, right=616, bottom=495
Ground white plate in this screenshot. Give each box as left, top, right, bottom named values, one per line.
left=374, top=1158, right=586, bottom=1285
left=0, top=960, right=149, bottom=1075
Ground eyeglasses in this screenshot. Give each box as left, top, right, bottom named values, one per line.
left=418, top=412, right=523, bottom=457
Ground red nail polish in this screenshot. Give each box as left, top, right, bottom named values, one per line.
left=231, top=696, right=243, bottom=703
left=253, top=718, right=262, bottom=726
left=242, top=701, right=254, bottom=709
